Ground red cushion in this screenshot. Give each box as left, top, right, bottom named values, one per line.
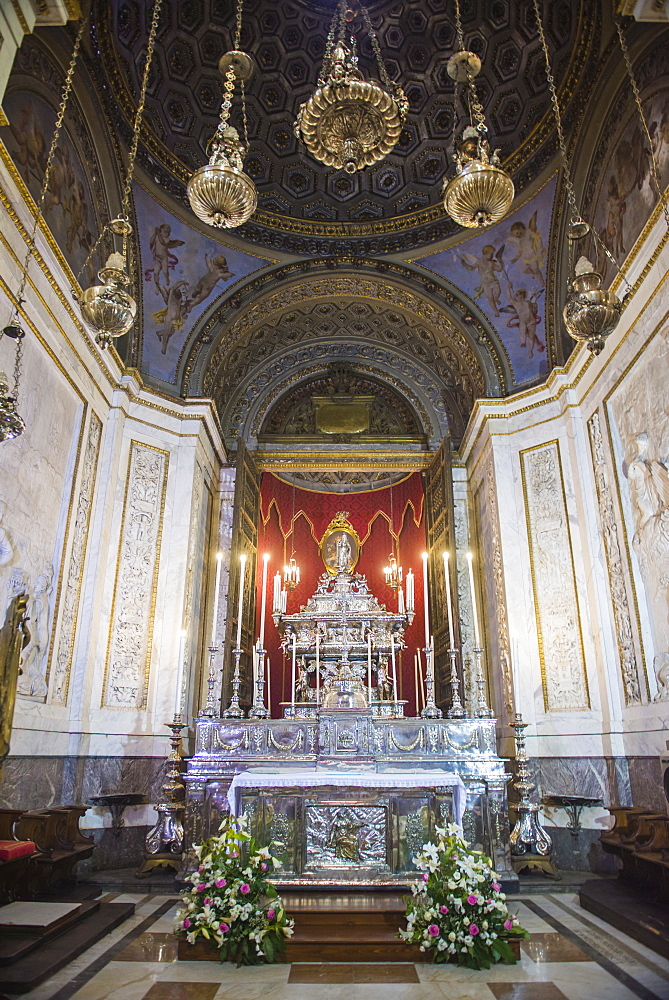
left=0, top=840, right=36, bottom=860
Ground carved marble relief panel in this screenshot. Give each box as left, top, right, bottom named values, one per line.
left=454, top=495, right=478, bottom=714
left=521, top=441, right=589, bottom=712
left=103, top=442, right=169, bottom=710
left=49, top=413, right=102, bottom=705
left=609, top=326, right=669, bottom=701
left=484, top=462, right=513, bottom=718
left=587, top=410, right=645, bottom=705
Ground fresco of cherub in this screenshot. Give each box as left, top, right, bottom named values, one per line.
left=185, top=253, right=233, bottom=314
left=500, top=281, right=545, bottom=359
left=506, top=212, right=546, bottom=287
left=152, top=280, right=189, bottom=355
left=145, top=223, right=185, bottom=292
left=9, top=104, right=45, bottom=187
left=455, top=244, right=504, bottom=316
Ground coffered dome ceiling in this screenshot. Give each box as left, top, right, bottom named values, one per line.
left=94, top=0, right=598, bottom=254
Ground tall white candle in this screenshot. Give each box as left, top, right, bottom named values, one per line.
left=443, top=551, right=455, bottom=646
left=273, top=572, right=281, bottom=614
left=512, top=637, right=520, bottom=712
left=367, top=632, right=373, bottom=704
left=235, top=553, right=247, bottom=649
left=398, top=587, right=405, bottom=614
left=406, top=570, right=414, bottom=612
left=291, top=633, right=297, bottom=706
left=259, top=553, right=269, bottom=648
left=466, top=551, right=481, bottom=647
left=252, top=642, right=258, bottom=698
left=266, top=656, right=271, bottom=716
left=422, top=552, right=430, bottom=648
left=315, top=627, right=320, bottom=704
left=210, top=552, right=223, bottom=647
left=391, top=632, right=398, bottom=702
left=175, top=628, right=187, bottom=716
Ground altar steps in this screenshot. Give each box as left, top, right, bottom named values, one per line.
left=282, top=891, right=427, bottom=963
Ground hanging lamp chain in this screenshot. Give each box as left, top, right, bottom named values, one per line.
left=614, top=12, right=669, bottom=231
left=319, top=6, right=340, bottom=85
left=360, top=4, right=393, bottom=90
left=120, top=0, right=162, bottom=221
left=453, top=0, right=465, bottom=53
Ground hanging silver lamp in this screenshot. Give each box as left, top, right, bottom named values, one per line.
left=563, top=257, right=624, bottom=356
left=187, top=23, right=257, bottom=228
left=295, top=0, right=408, bottom=174
left=442, top=44, right=514, bottom=229
left=80, top=249, right=137, bottom=350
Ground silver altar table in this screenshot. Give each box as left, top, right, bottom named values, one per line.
left=183, top=714, right=516, bottom=888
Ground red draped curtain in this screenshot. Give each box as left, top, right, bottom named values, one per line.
left=254, top=472, right=428, bottom=716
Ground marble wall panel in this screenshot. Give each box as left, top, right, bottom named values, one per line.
left=0, top=331, right=84, bottom=705
left=609, top=324, right=669, bottom=701
left=521, top=441, right=589, bottom=712
left=627, top=754, right=665, bottom=811
left=103, top=442, right=169, bottom=710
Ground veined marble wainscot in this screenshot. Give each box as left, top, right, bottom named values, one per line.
left=183, top=714, right=516, bottom=889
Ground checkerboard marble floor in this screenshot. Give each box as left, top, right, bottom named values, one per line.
left=7, top=892, right=669, bottom=1000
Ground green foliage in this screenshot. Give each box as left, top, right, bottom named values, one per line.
left=399, top=823, right=529, bottom=969
left=174, top=813, right=294, bottom=966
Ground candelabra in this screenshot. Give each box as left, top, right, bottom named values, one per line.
left=249, top=644, right=269, bottom=719
left=473, top=646, right=493, bottom=718
left=223, top=645, right=244, bottom=718
left=420, top=645, right=442, bottom=719
left=137, top=715, right=186, bottom=876
left=446, top=647, right=466, bottom=718
left=200, top=644, right=221, bottom=718
left=509, top=713, right=559, bottom=879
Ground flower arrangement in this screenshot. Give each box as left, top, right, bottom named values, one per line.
left=400, top=823, right=528, bottom=969
left=175, top=814, right=294, bottom=965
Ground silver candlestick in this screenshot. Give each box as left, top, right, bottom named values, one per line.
left=473, top=646, right=493, bottom=718
left=249, top=644, right=269, bottom=719
left=137, top=714, right=186, bottom=876
left=420, top=645, right=442, bottom=719
left=509, top=713, right=558, bottom=879
left=446, top=647, right=466, bottom=718
left=200, top=644, right=220, bottom=718
left=223, top=645, right=244, bottom=718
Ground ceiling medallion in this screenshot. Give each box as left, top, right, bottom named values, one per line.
left=294, top=0, right=408, bottom=174
left=187, top=2, right=257, bottom=228
left=441, top=9, right=514, bottom=230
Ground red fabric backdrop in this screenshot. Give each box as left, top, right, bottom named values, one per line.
left=254, top=473, right=428, bottom=716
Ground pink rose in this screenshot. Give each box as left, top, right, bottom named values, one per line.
left=467, top=894, right=478, bottom=905
left=221, top=922, right=229, bottom=933
left=203, top=897, right=211, bottom=905
left=470, top=924, right=479, bottom=935
left=428, top=924, right=440, bottom=937
left=439, top=905, right=449, bottom=914
left=492, top=882, right=501, bottom=891
left=240, top=883, right=250, bottom=894
left=230, top=850, right=238, bottom=857
left=261, top=862, right=268, bottom=870
left=183, top=918, right=191, bottom=929
left=267, top=908, right=276, bottom=920
left=504, top=918, right=513, bottom=931
left=422, top=873, right=429, bottom=882
left=196, top=883, right=206, bottom=892
left=215, top=878, right=227, bottom=888
left=198, top=865, right=204, bottom=872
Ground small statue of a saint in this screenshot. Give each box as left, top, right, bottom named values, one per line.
left=335, top=532, right=352, bottom=572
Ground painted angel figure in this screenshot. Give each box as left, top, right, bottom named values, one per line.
left=146, top=223, right=185, bottom=291
left=500, top=281, right=545, bottom=358
left=186, top=253, right=233, bottom=313
left=455, top=244, right=504, bottom=316
left=506, top=212, right=546, bottom=287
left=152, top=280, right=189, bottom=355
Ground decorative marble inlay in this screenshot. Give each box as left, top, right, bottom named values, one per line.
left=521, top=441, right=589, bottom=712
left=587, top=411, right=644, bottom=704
left=486, top=461, right=513, bottom=717
left=50, top=413, right=102, bottom=704
left=103, top=442, right=169, bottom=709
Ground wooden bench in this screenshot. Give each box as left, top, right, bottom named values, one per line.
left=15, top=805, right=94, bottom=898
left=0, top=808, right=38, bottom=904
left=601, top=806, right=669, bottom=898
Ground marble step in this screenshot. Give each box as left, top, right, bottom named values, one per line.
left=0, top=902, right=135, bottom=994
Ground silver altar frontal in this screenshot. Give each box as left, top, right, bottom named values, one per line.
left=184, top=524, right=516, bottom=888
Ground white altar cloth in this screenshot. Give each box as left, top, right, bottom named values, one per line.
left=227, top=769, right=465, bottom=825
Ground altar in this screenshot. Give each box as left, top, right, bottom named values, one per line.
left=182, top=513, right=517, bottom=888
